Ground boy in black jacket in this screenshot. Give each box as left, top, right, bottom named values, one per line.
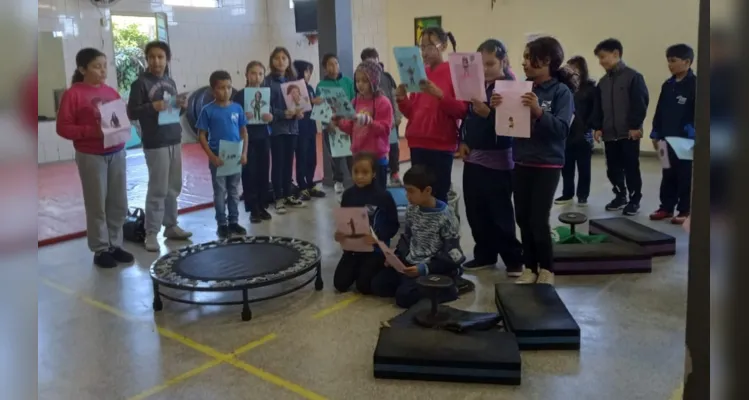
left=648, top=44, right=696, bottom=225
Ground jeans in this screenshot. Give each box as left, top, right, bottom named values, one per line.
left=561, top=141, right=592, bottom=199
left=209, top=164, right=241, bottom=226
left=295, top=133, right=317, bottom=190
left=659, top=141, right=693, bottom=213
left=513, top=165, right=560, bottom=273
left=270, top=134, right=297, bottom=199
left=604, top=139, right=642, bottom=202
left=409, top=147, right=454, bottom=202
left=241, top=138, right=270, bottom=211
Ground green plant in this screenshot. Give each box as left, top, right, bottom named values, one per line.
left=113, top=22, right=150, bottom=93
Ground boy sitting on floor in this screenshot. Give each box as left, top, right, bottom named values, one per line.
left=371, top=165, right=472, bottom=308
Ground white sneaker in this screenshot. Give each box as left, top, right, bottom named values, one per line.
left=144, top=233, right=160, bottom=252
left=274, top=199, right=287, bottom=214
left=334, top=182, right=344, bottom=193
left=164, top=225, right=193, bottom=240
left=536, top=268, right=555, bottom=285
left=515, top=268, right=538, bottom=284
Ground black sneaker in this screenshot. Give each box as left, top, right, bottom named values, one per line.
left=259, top=208, right=272, bottom=220
left=462, top=259, right=495, bottom=272
left=554, top=196, right=573, bottom=205
left=605, top=196, right=627, bottom=211
left=228, top=223, right=247, bottom=236
left=309, top=187, right=327, bottom=198
left=298, top=190, right=312, bottom=201
left=109, top=247, right=134, bottom=263
left=249, top=212, right=263, bottom=224
left=217, top=225, right=229, bottom=239
left=506, top=265, right=524, bottom=277
left=577, top=197, right=588, bottom=207
left=456, top=277, right=476, bottom=295
left=622, top=202, right=640, bottom=216
left=93, top=251, right=117, bottom=268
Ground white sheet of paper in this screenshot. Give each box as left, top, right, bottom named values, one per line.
left=494, top=81, right=533, bottom=138
left=657, top=140, right=671, bottom=169
left=98, top=99, right=132, bottom=148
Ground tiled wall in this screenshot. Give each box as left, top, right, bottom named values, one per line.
left=37, top=0, right=387, bottom=164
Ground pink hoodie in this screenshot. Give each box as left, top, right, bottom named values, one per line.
left=337, top=95, right=393, bottom=159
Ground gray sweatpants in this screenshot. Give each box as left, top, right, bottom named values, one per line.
left=75, top=150, right=128, bottom=253
left=143, top=145, right=182, bottom=234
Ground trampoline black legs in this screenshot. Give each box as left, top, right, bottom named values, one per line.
left=315, top=263, right=324, bottom=291
left=152, top=281, right=163, bottom=312
left=241, top=289, right=252, bottom=321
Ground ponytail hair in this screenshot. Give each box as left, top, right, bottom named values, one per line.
left=526, top=36, right=577, bottom=90
left=477, top=39, right=513, bottom=79
left=420, top=26, right=457, bottom=52
left=71, top=47, right=105, bottom=84
left=244, top=60, right=266, bottom=86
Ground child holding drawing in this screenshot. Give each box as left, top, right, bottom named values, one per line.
left=57, top=48, right=133, bottom=268
left=491, top=36, right=575, bottom=285
left=395, top=26, right=467, bottom=202
left=233, top=61, right=273, bottom=224
left=334, top=153, right=399, bottom=294
left=457, top=39, right=523, bottom=277
left=292, top=59, right=327, bottom=201
left=331, top=60, right=394, bottom=189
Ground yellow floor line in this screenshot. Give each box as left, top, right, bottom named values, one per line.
left=311, top=294, right=361, bottom=319
left=232, top=333, right=278, bottom=355
left=125, top=359, right=223, bottom=400
left=225, top=358, right=328, bottom=400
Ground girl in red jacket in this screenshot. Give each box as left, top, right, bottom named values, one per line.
left=56, top=48, right=134, bottom=269
left=395, top=26, right=467, bottom=202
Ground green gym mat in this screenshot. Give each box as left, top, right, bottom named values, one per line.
left=552, top=226, right=608, bottom=245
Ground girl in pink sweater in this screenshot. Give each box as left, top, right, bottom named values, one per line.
left=333, top=60, right=393, bottom=189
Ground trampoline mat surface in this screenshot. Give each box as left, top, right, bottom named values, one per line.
left=173, top=243, right=300, bottom=281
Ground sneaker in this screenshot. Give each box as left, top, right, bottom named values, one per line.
left=462, top=259, right=495, bottom=272
left=284, top=196, right=306, bottom=208
left=605, top=196, right=627, bottom=211
left=274, top=199, right=287, bottom=214
left=554, top=196, right=573, bottom=205
left=649, top=209, right=674, bottom=221
left=217, top=225, right=230, bottom=239
left=506, top=265, right=524, bottom=278
left=334, top=182, right=344, bottom=194
left=228, top=223, right=247, bottom=236
left=389, top=173, right=402, bottom=186
left=671, top=212, right=690, bottom=225
left=309, top=187, right=327, bottom=198
left=164, top=225, right=193, bottom=240
left=259, top=208, right=272, bottom=220
left=93, top=251, right=117, bottom=268
left=537, top=268, right=555, bottom=285
left=515, top=268, right=538, bottom=284
left=144, top=233, right=160, bottom=252
left=622, top=202, right=640, bottom=216
left=298, top=190, right=311, bottom=201
left=109, top=247, right=134, bottom=263
left=249, top=211, right=263, bottom=224
left=456, top=277, right=475, bottom=295
left=577, top=198, right=588, bottom=207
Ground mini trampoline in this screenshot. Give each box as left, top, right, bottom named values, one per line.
left=150, top=236, right=322, bottom=321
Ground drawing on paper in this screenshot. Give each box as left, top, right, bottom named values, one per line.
left=318, top=86, right=355, bottom=119
left=281, top=79, right=312, bottom=113
left=393, top=46, right=427, bottom=93
left=243, top=87, right=270, bottom=124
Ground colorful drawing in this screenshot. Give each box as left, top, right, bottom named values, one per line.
left=216, top=139, right=244, bottom=177
left=328, top=129, right=352, bottom=158
left=158, top=92, right=182, bottom=126
left=414, top=16, right=442, bottom=45
left=657, top=140, right=671, bottom=169
left=281, top=79, right=312, bottom=113
left=664, top=136, right=694, bottom=160
left=311, top=101, right=333, bottom=123
left=334, top=207, right=373, bottom=252
left=393, top=46, right=427, bottom=93
left=243, top=87, right=270, bottom=124
left=318, top=86, right=355, bottom=118
left=448, top=52, right=485, bottom=101
left=97, top=99, right=132, bottom=148
left=493, top=80, right=533, bottom=138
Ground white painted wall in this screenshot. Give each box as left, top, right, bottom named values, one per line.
left=37, top=0, right=387, bottom=164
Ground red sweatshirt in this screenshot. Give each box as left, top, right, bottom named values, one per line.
left=397, top=61, right=467, bottom=152
left=337, top=94, right=393, bottom=160
left=56, top=83, right=125, bottom=154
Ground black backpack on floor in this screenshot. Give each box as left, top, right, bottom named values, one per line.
left=123, top=208, right=146, bottom=243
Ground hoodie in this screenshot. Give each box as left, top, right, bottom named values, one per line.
left=337, top=61, right=394, bottom=159
left=127, top=72, right=183, bottom=149
left=262, top=73, right=298, bottom=136
left=293, top=60, right=319, bottom=136
left=650, top=69, right=696, bottom=140
left=568, top=79, right=596, bottom=145
left=397, top=61, right=467, bottom=152
left=56, top=82, right=125, bottom=154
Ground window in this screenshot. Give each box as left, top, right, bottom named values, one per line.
left=289, top=0, right=294, bottom=8
left=163, top=0, right=220, bottom=7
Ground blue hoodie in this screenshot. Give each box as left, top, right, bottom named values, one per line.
left=293, top=60, right=318, bottom=136
left=262, top=74, right=298, bottom=136
left=461, top=77, right=515, bottom=151
left=650, top=69, right=696, bottom=140
left=513, top=78, right=574, bottom=166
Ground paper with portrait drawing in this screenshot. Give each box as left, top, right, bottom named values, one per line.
left=281, top=79, right=311, bottom=113
left=98, top=99, right=132, bottom=148
left=393, top=46, right=427, bottom=92
left=448, top=52, right=485, bottom=101
left=243, top=87, right=270, bottom=125
left=493, top=81, right=533, bottom=138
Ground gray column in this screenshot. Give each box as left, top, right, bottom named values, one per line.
left=317, top=0, right=353, bottom=187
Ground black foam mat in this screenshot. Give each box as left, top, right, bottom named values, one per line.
left=494, top=284, right=580, bottom=350
left=387, top=299, right=502, bottom=332
left=589, top=217, right=676, bottom=256
left=553, top=242, right=652, bottom=275
left=373, top=327, right=521, bottom=385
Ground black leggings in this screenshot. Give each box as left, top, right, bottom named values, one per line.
left=513, top=165, right=560, bottom=273
left=333, top=251, right=384, bottom=294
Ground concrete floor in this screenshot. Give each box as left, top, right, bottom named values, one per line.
left=38, top=155, right=688, bottom=400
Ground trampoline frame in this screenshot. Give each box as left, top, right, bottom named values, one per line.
left=150, top=236, right=323, bottom=321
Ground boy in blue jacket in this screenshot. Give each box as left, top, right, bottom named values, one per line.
left=292, top=60, right=327, bottom=201
left=649, top=44, right=696, bottom=225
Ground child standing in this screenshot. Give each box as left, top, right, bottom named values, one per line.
left=649, top=44, right=696, bottom=225
left=395, top=27, right=467, bottom=202
left=233, top=61, right=274, bottom=224
left=317, top=53, right=356, bottom=193
left=292, top=59, right=327, bottom=201
left=458, top=39, right=523, bottom=277
left=196, top=70, right=249, bottom=238
left=334, top=152, right=400, bottom=294
left=127, top=41, right=192, bottom=252
left=370, top=165, right=469, bottom=308
left=332, top=61, right=394, bottom=189
left=56, top=48, right=134, bottom=268
left=492, top=36, right=575, bottom=285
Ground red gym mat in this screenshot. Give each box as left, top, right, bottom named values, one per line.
left=38, top=136, right=411, bottom=246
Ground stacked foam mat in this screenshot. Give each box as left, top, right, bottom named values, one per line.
left=553, top=217, right=676, bottom=275
left=373, top=284, right=579, bottom=385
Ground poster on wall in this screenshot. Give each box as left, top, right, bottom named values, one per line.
left=414, top=16, right=442, bottom=45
